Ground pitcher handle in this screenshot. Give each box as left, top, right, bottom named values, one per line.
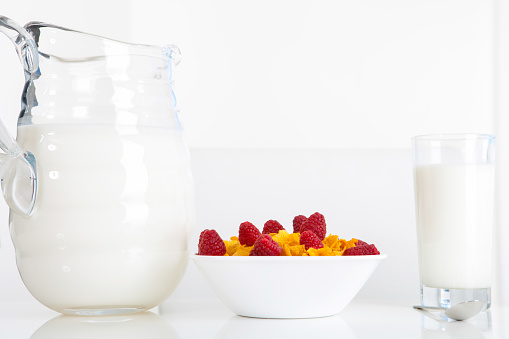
left=0, top=15, right=38, bottom=216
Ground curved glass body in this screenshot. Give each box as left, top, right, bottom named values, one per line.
left=2, top=19, right=194, bottom=315
left=412, top=134, right=495, bottom=309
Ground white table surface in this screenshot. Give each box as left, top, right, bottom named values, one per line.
left=0, top=297, right=506, bottom=339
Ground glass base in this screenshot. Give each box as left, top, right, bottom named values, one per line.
left=420, top=285, right=491, bottom=309
left=62, top=306, right=148, bottom=316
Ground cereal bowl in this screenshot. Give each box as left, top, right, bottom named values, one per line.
left=191, top=254, right=386, bottom=319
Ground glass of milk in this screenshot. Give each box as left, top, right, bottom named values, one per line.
left=412, top=134, right=495, bottom=309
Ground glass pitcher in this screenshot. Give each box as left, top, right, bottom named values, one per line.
left=0, top=16, right=194, bottom=315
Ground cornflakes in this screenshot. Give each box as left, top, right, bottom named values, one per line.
left=272, top=230, right=300, bottom=247
left=307, top=247, right=334, bottom=256
left=224, top=237, right=240, bottom=256
left=322, top=235, right=358, bottom=255
left=232, top=244, right=253, bottom=256
left=223, top=230, right=364, bottom=257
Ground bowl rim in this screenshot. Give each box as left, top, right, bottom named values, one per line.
left=191, top=253, right=387, bottom=262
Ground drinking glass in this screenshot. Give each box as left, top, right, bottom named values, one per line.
left=412, top=134, right=495, bottom=308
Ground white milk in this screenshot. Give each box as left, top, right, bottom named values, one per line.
left=10, top=124, right=194, bottom=314
left=414, top=164, right=494, bottom=289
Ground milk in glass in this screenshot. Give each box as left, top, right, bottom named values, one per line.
left=414, top=163, right=494, bottom=289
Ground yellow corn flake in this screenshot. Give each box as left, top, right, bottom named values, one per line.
left=271, top=231, right=307, bottom=256
left=307, top=247, right=334, bottom=256
left=321, top=235, right=358, bottom=255
left=345, top=238, right=358, bottom=249
left=232, top=245, right=253, bottom=256
left=281, top=244, right=292, bottom=256
left=272, top=230, right=300, bottom=247
left=337, top=238, right=358, bottom=255
left=289, top=244, right=307, bottom=256
left=224, top=236, right=240, bottom=256
left=280, top=243, right=307, bottom=256
left=323, top=234, right=340, bottom=249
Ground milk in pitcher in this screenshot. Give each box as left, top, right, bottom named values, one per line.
left=10, top=124, right=194, bottom=315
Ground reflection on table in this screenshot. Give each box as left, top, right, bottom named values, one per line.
left=30, top=311, right=179, bottom=339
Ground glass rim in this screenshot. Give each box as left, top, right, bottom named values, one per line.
left=24, top=21, right=181, bottom=65
left=412, top=133, right=495, bottom=142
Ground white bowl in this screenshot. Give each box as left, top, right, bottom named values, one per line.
left=192, top=254, right=387, bottom=319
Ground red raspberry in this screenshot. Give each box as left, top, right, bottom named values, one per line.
left=300, top=212, right=326, bottom=240
left=299, top=230, right=324, bottom=250
left=262, top=220, right=285, bottom=234
left=343, top=244, right=380, bottom=256
left=249, top=234, right=282, bottom=256
left=238, top=221, right=261, bottom=246
left=356, top=239, right=368, bottom=247
left=198, top=229, right=226, bottom=256
left=292, top=215, right=307, bottom=233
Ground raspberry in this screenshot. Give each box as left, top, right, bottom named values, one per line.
left=343, top=244, right=380, bottom=256
left=238, top=221, right=261, bottom=246
left=249, top=234, right=282, bottom=256
left=300, top=212, right=326, bottom=240
left=262, top=220, right=285, bottom=234
left=292, top=215, right=307, bottom=233
left=299, top=231, right=324, bottom=250
left=198, top=229, right=226, bottom=256
left=356, top=239, right=368, bottom=247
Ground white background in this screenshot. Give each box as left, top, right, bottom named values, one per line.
left=0, top=0, right=503, bottom=309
